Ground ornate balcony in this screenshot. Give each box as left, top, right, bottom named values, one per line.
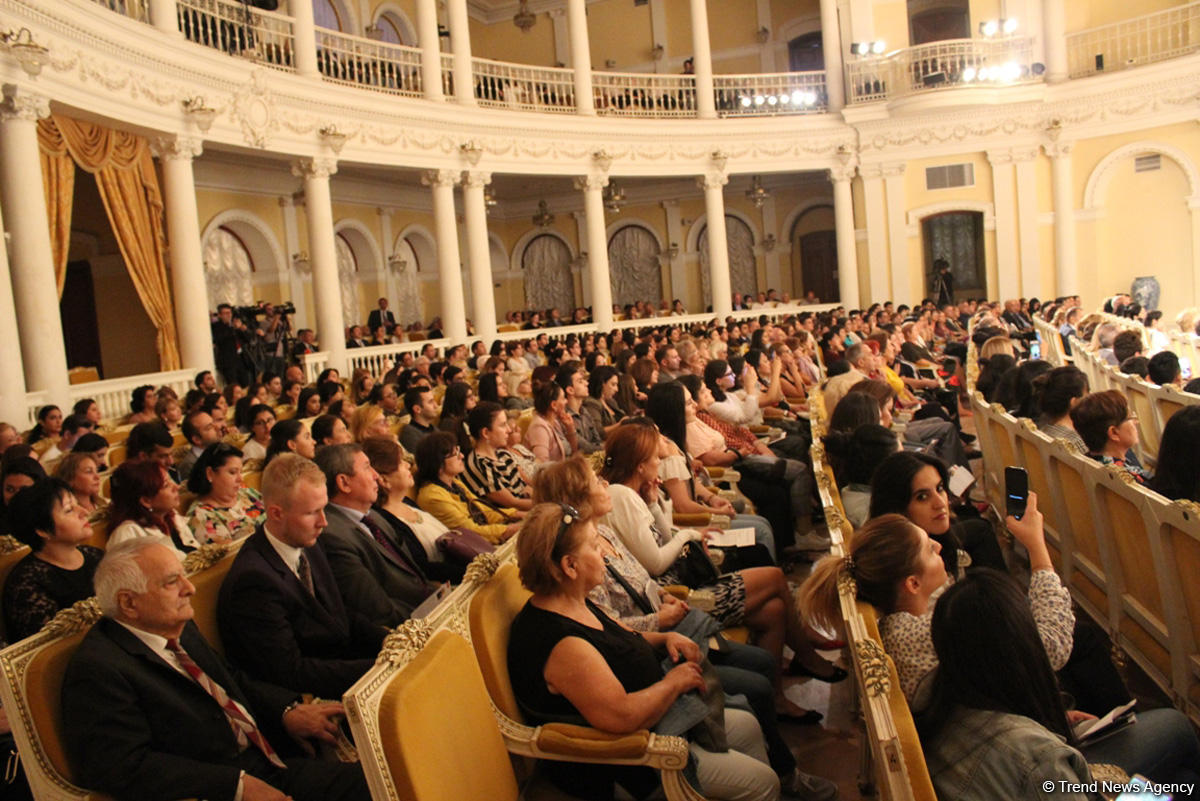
left=1067, top=0, right=1200, bottom=78
left=846, top=36, right=1038, bottom=104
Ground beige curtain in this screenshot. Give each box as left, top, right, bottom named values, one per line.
left=37, top=115, right=181, bottom=371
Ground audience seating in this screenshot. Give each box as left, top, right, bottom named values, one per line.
left=82, top=516, right=110, bottom=551
left=105, top=444, right=126, bottom=469
left=1033, top=317, right=1071, bottom=367
left=0, top=536, right=32, bottom=643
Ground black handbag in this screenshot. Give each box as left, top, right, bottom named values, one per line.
left=670, top=542, right=721, bottom=589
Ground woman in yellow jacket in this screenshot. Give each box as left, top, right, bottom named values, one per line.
left=414, top=431, right=522, bottom=544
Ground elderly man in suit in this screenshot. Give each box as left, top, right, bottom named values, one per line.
left=314, top=443, right=437, bottom=627
left=218, top=454, right=386, bottom=698
left=61, top=538, right=370, bottom=801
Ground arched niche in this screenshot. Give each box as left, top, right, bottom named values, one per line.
left=696, top=214, right=758, bottom=308
left=607, top=222, right=663, bottom=308
left=521, top=232, right=575, bottom=314
left=788, top=202, right=835, bottom=300
left=392, top=226, right=433, bottom=328
left=200, top=209, right=286, bottom=309
left=370, top=3, right=417, bottom=45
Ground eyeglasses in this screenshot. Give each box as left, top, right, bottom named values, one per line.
left=443, top=447, right=462, bottom=460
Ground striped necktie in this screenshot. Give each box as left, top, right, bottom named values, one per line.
left=165, top=637, right=287, bottom=769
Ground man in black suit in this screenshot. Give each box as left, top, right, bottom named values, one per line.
left=62, top=538, right=369, bottom=801
left=292, top=328, right=318, bottom=359
left=211, top=303, right=252, bottom=387
left=218, top=454, right=386, bottom=698
left=315, top=444, right=438, bottom=627
left=366, top=297, right=395, bottom=332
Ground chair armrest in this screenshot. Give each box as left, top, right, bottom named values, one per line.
left=536, top=724, right=650, bottom=760
left=748, top=425, right=770, bottom=435
left=672, top=513, right=711, bottom=528
left=705, top=467, right=725, bottom=479
left=661, top=585, right=689, bottom=600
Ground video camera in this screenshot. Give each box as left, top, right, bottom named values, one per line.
left=230, top=301, right=295, bottom=325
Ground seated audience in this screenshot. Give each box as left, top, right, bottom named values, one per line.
left=461, top=402, right=533, bottom=511
left=1149, top=350, right=1183, bottom=387
left=296, top=387, right=323, bottom=419
left=125, top=386, right=158, bottom=425
left=264, top=418, right=316, bottom=464
left=71, top=432, right=110, bottom=471
left=241, top=403, right=276, bottom=461
left=437, top=382, right=476, bottom=454
left=508, top=502, right=788, bottom=801
left=1069, top=390, right=1152, bottom=483
left=525, top=381, right=576, bottom=462
left=125, top=421, right=178, bottom=481
left=186, top=443, right=265, bottom=544
left=107, top=460, right=198, bottom=558
left=414, top=431, right=520, bottom=544
left=583, top=364, right=625, bottom=435
left=26, top=405, right=63, bottom=449
left=313, top=443, right=437, bottom=628
left=218, top=454, right=387, bottom=697
left=3, top=478, right=103, bottom=641
left=822, top=424, right=900, bottom=528
left=558, top=361, right=604, bottom=454
left=1032, top=365, right=1088, bottom=452
left=155, top=395, right=183, bottom=430
left=177, top=410, right=223, bottom=481
left=399, top=385, right=438, bottom=454
left=53, top=451, right=107, bottom=518
left=62, top=538, right=370, bottom=801
left=1120, top=355, right=1151, bottom=379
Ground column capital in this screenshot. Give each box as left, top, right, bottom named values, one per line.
left=828, top=164, right=856, bottom=183
left=1045, top=141, right=1074, bottom=159
left=461, top=170, right=492, bottom=189
left=985, top=148, right=1016, bottom=166
left=0, top=85, right=49, bottom=123
left=151, top=134, right=204, bottom=162
left=574, top=174, right=609, bottom=192
left=881, top=162, right=906, bottom=178
left=696, top=172, right=728, bottom=191
left=548, top=7, right=566, bottom=18
left=422, top=169, right=461, bottom=188
left=858, top=163, right=886, bottom=181
left=291, top=156, right=338, bottom=180
left=661, top=199, right=679, bottom=209
left=1011, top=146, right=1041, bottom=163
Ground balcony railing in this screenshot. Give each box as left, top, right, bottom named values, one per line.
left=441, top=52, right=455, bottom=98
left=846, top=36, right=1036, bottom=103
left=593, top=72, right=697, bottom=117
left=90, top=0, right=148, bottom=23
left=314, top=28, right=424, bottom=97
left=177, top=0, right=295, bottom=71
left=473, top=58, right=577, bottom=113
left=1067, top=0, right=1200, bottom=78
left=713, top=71, right=828, bottom=116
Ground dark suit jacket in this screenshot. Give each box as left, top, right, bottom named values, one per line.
left=62, top=617, right=297, bottom=801
left=367, top=309, right=395, bottom=331
left=317, top=506, right=434, bottom=628
left=218, top=527, right=385, bottom=698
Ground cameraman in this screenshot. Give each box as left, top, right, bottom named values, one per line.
left=211, top=303, right=254, bottom=387
left=259, top=302, right=291, bottom=377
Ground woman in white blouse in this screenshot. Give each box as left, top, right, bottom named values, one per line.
left=106, top=460, right=200, bottom=560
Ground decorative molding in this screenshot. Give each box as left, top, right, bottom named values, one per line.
left=696, top=173, right=728, bottom=191
left=906, top=200, right=996, bottom=234
left=292, top=157, right=338, bottom=180
left=461, top=170, right=492, bottom=188
left=828, top=164, right=856, bottom=182
left=0, top=84, right=49, bottom=122
left=1045, top=141, right=1074, bottom=159
left=573, top=174, right=608, bottom=192
left=1081, top=140, right=1200, bottom=210
left=421, top=169, right=460, bottom=187
left=200, top=208, right=289, bottom=276
left=151, top=134, right=203, bottom=161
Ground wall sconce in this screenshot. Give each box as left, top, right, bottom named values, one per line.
left=651, top=43, right=665, bottom=61
left=603, top=180, right=625, bottom=213
left=387, top=254, right=408, bottom=272
left=593, top=149, right=613, bottom=172
left=532, top=200, right=555, bottom=228
left=0, top=28, right=49, bottom=77
left=364, top=23, right=384, bottom=40
left=761, top=234, right=777, bottom=252
left=460, top=140, right=483, bottom=165
left=319, top=125, right=347, bottom=154
left=755, top=27, right=770, bottom=44
left=292, top=251, right=310, bottom=271
left=659, top=242, right=680, bottom=266
left=181, top=96, right=217, bottom=133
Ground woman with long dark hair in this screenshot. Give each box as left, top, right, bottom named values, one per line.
left=1148, top=406, right=1200, bottom=501
left=1033, top=365, right=1088, bottom=452
left=26, top=405, right=63, bottom=447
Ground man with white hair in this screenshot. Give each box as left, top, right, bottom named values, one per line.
left=62, top=538, right=370, bottom=801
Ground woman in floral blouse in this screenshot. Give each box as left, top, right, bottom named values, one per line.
left=185, top=442, right=265, bottom=544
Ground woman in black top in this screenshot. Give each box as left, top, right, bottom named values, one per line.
left=508, top=503, right=782, bottom=801
left=3, top=478, right=103, bottom=641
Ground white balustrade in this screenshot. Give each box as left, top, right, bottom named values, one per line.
left=593, top=72, right=697, bottom=118
left=1067, top=1, right=1200, bottom=78
left=90, top=0, right=150, bottom=23
left=712, top=72, right=827, bottom=116
left=299, top=351, right=331, bottom=384
left=846, top=36, right=1037, bottom=103
left=22, top=391, right=49, bottom=430
left=473, top=58, right=577, bottom=113
left=345, top=341, right=440, bottom=380
left=23, top=368, right=197, bottom=427
left=314, top=28, right=424, bottom=96
left=176, top=0, right=295, bottom=70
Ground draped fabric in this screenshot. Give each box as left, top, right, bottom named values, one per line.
left=335, top=234, right=362, bottom=328
left=521, top=234, right=574, bottom=313
left=699, top=215, right=758, bottom=307
left=607, top=225, right=662, bottom=308
left=37, top=115, right=181, bottom=370
left=202, top=227, right=254, bottom=309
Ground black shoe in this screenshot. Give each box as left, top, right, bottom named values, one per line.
left=777, top=709, right=824, bottom=726
left=787, top=659, right=849, bottom=683
left=959, top=432, right=977, bottom=444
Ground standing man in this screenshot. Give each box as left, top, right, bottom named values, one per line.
left=211, top=304, right=251, bottom=387
left=367, top=297, right=395, bottom=332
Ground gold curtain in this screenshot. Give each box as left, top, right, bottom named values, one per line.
left=37, top=115, right=181, bottom=371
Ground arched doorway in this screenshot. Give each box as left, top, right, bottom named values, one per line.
left=921, top=211, right=984, bottom=301
left=699, top=216, right=757, bottom=307
left=202, top=225, right=255, bottom=310
left=608, top=224, right=663, bottom=308
left=521, top=234, right=574, bottom=314
left=789, top=204, right=837, bottom=302
left=335, top=233, right=361, bottom=330
left=788, top=32, right=824, bottom=72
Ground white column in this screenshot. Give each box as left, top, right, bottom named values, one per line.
left=148, top=0, right=179, bottom=35
left=570, top=211, right=592, bottom=306
left=416, top=0, right=445, bottom=102
left=819, top=0, right=845, bottom=112
left=1014, top=148, right=1042, bottom=299
left=566, top=0, right=596, bottom=115
left=575, top=175, right=614, bottom=330
left=1048, top=141, right=1078, bottom=296
left=288, top=0, right=319, bottom=78
left=883, top=163, right=909, bottom=306
left=830, top=165, right=860, bottom=308
left=1191, top=200, right=1200, bottom=305
left=0, top=194, right=29, bottom=426
left=445, top=0, right=476, bottom=106
left=755, top=0, right=774, bottom=73
left=423, top=170, right=468, bottom=343
left=280, top=195, right=310, bottom=330
left=688, top=0, right=717, bottom=119
left=155, top=135, right=214, bottom=372
left=859, top=164, right=888, bottom=305
left=377, top=207, right=399, bottom=311
left=661, top=200, right=687, bottom=307
left=987, top=149, right=1020, bottom=301
left=462, top=171, right=497, bottom=342
left=1043, top=0, right=1068, bottom=84
left=292, top=157, right=346, bottom=371
left=699, top=172, right=732, bottom=316
left=0, top=88, right=69, bottom=404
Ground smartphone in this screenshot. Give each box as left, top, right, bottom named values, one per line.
left=1181, top=357, right=1192, bottom=381
left=1005, top=466, right=1029, bottom=520
left=1030, top=340, right=1042, bottom=360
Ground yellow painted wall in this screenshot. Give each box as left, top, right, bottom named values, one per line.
left=470, top=14, right=557, bottom=66
left=588, top=0, right=653, bottom=70
left=708, top=0, right=756, bottom=54
left=873, top=1, right=910, bottom=50
left=93, top=256, right=161, bottom=377
left=1064, top=0, right=1185, bottom=32
left=664, top=0, right=695, bottom=61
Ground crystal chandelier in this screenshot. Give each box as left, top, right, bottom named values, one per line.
left=532, top=200, right=554, bottom=227
left=745, top=175, right=771, bottom=208
left=513, top=0, right=536, bottom=32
